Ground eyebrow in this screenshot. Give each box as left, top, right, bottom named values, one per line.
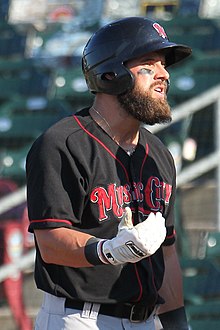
left=139, top=55, right=165, bottom=63
left=139, top=58, right=156, bottom=64
left=127, top=55, right=165, bottom=68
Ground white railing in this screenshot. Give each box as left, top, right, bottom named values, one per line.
left=1, top=84, right=220, bottom=282
left=0, top=249, right=35, bottom=282
left=0, top=185, right=26, bottom=214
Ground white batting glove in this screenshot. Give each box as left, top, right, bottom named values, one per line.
left=97, top=207, right=166, bottom=265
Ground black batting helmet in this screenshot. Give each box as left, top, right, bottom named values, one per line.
left=82, top=16, right=192, bottom=95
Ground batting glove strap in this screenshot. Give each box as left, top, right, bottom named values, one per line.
left=159, top=307, right=189, bottom=330
left=84, top=237, right=105, bottom=265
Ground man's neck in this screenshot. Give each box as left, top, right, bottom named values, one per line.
left=90, top=99, right=140, bottom=154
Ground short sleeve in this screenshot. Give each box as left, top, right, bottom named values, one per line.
left=26, top=128, right=88, bottom=233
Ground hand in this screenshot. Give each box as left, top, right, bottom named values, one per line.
left=97, top=207, right=166, bottom=265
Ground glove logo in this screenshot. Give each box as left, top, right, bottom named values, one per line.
left=126, top=241, right=146, bottom=258
left=105, top=252, right=115, bottom=263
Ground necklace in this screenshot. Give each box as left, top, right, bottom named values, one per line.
left=91, top=106, right=116, bottom=141
left=90, top=106, right=137, bottom=155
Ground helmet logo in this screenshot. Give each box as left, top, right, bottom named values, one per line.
left=153, top=23, right=167, bottom=39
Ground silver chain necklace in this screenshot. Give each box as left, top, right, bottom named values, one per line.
left=90, top=106, right=136, bottom=155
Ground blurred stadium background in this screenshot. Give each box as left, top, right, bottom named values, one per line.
left=1, top=0, right=220, bottom=329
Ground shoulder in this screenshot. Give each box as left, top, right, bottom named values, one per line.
left=44, top=107, right=92, bottom=141
left=140, top=126, right=172, bottom=154
left=26, top=108, right=92, bottom=161
left=140, top=126, right=176, bottom=172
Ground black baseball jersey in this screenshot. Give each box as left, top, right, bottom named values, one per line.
left=26, top=107, right=176, bottom=307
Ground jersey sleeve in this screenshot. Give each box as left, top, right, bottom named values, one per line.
left=163, top=151, right=177, bottom=246
left=26, top=128, right=88, bottom=233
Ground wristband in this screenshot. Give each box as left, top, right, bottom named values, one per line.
left=159, top=307, right=189, bottom=330
left=84, top=237, right=104, bottom=265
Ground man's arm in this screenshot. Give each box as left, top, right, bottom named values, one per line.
left=34, top=208, right=166, bottom=268
left=34, top=228, right=93, bottom=268
left=157, top=244, right=189, bottom=329
left=158, top=244, right=184, bottom=312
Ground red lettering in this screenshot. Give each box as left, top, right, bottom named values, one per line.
left=123, top=184, right=132, bottom=203
left=162, top=182, right=172, bottom=204
left=144, top=176, right=161, bottom=211
left=90, top=183, right=126, bottom=221
left=90, top=179, right=172, bottom=221
left=90, top=186, right=111, bottom=221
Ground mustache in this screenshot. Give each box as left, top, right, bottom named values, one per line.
left=150, top=80, right=169, bottom=93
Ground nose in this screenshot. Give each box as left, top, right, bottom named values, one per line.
left=154, top=62, right=170, bottom=81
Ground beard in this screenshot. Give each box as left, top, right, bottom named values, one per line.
left=117, top=83, right=172, bottom=125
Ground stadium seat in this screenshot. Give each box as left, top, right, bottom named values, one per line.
left=186, top=300, right=220, bottom=330
left=0, top=58, right=52, bottom=103
left=168, top=53, right=220, bottom=104
left=205, top=231, right=220, bottom=262
left=186, top=301, right=220, bottom=320
left=181, top=257, right=220, bottom=303
left=0, top=97, right=73, bottom=147
left=29, top=22, right=66, bottom=58
left=52, top=65, right=94, bottom=106
left=0, top=22, right=27, bottom=58
left=0, top=144, right=31, bottom=183
left=188, top=319, right=220, bottom=330
left=159, top=15, right=220, bottom=52
left=30, top=22, right=92, bottom=60
left=178, top=0, right=200, bottom=16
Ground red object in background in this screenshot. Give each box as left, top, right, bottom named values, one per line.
left=0, top=179, right=33, bottom=330
left=1, top=221, right=32, bottom=330
left=48, top=5, right=75, bottom=21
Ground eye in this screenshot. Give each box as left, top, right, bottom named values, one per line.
left=138, top=68, right=154, bottom=75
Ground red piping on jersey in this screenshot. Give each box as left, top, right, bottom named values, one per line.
left=133, top=264, right=143, bottom=302
left=133, top=258, right=157, bottom=303
left=149, top=257, right=158, bottom=294
left=132, top=258, right=157, bottom=303
left=139, top=143, right=149, bottom=182
left=73, top=115, right=130, bottom=182
left=166, top=229, right=176, bottom=239
left=29, top=218, right=72, bottom=225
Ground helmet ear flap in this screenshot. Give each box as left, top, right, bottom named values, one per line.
left=88, top=64, right=135, bottom=95
left=101, top=72, right=117, bottom=81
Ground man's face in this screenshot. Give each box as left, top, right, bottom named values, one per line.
left=117, top=51, right=172, bottom=125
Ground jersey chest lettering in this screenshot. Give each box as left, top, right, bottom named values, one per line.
left=90, top=177, right=172, bottom=221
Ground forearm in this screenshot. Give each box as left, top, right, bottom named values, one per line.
left=158, top=244, right=184, bottom=314
left=157, top=245, right=189, bottom=328
left=34, top=228, right=94, bottom=268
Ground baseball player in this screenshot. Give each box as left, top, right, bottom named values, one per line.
left=26, top=17, right=192, bottom=330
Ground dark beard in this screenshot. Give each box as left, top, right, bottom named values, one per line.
left=117, top=86, right=172, bottom=125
